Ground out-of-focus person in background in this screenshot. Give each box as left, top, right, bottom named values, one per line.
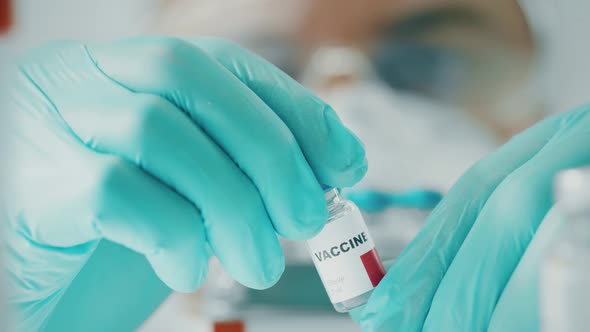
left=1, top=0, right=589, bottom=331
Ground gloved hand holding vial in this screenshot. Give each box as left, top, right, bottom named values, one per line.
left=1, top=36, right=368, bottom=331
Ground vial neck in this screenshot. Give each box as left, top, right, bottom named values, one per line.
left=325, top=188, right=343, bottom=211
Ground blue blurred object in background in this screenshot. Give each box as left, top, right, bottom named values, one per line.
left=345, top=189, right=443, bottom=213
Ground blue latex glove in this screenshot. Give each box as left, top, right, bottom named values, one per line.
left=353, top=106, right=590, bottom=331
left=1, top=37, right=367, bottom=331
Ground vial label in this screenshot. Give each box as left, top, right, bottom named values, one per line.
left=307, top=209, right=385, bottom=304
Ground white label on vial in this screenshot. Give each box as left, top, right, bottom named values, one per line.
left=307, top=209, right=385, bottom=304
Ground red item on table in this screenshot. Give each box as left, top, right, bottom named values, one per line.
left=213, top=320, right=245, bottom=332
left=0, top=0, right=12, bottom=33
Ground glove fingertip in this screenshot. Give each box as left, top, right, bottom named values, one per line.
left=316, top=107, right=368, bottom=186
left=148, top=251, right=209, bottom=293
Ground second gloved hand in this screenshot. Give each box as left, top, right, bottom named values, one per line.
left=1, top=37, right=367, bottom=331
left=353, top=106, right=590, bottom=331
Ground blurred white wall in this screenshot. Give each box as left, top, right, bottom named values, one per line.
left=154, top=0, right=307, bottom=40
left=0, top=0, right=159, bottom=59
left=519, top=0, right=590, bottom=113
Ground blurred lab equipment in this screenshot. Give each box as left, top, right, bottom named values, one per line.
left=346, top=189, right=442, bottom=213
left=541, top=167, right=590, bottom=332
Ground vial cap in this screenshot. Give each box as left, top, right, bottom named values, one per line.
left=553, top=166, right=590, bottom=217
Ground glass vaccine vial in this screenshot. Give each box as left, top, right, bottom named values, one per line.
left=306, top=188, right=386, bottom=312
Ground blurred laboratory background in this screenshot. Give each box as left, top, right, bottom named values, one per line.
left=1, top=0, right=581, bottom=331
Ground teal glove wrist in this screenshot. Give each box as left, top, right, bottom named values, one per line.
left=2, top=37, right=367, bottom=331
left=354, top=106, right=590, bottom=331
